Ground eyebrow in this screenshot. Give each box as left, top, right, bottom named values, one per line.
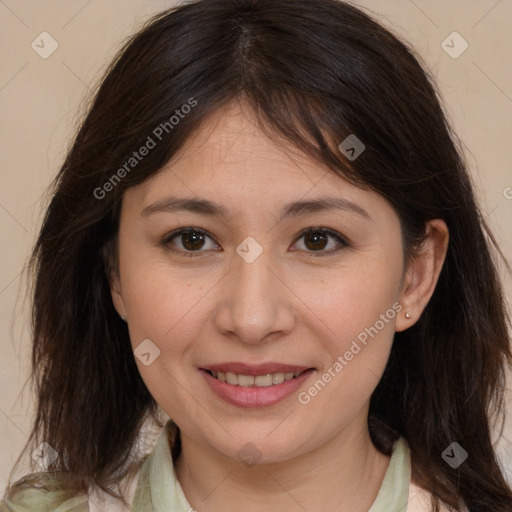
left=141, top=196, right=370, bottom=221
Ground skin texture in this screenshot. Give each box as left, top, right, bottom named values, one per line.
left=110, top=99, right=449, bottom=512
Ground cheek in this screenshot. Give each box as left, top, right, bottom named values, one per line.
left=122, top=263, right=209, bottom=414
left=295, top=257, right=402, bottom=346
left=292, top=259, right=401, bottom=410
left=120, top=252, right=215, bottom=345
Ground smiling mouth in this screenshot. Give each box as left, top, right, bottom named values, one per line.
left=204, top=369, right=310, bottom=388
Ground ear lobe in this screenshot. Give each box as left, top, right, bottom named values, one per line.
left=395, top=219, right=449, bottom=332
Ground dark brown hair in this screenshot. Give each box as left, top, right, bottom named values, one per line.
left=6, top=0, right=512, bottom=510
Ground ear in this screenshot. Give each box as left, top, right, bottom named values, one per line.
left=395, top=219, right=449, bottom=332
left=103, top=235, right=127, bottom=321
left=109, top=268, right=127, bottom=321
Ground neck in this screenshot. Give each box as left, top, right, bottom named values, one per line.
left=174, top=417, right=391, bottom=512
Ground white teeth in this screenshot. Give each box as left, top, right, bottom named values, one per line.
left=226, top=372, right=238, bottom=385
left=254, top=374, right=273, bottom=387
left=272, top=372, right=285, bottom=385
left=210, top=370, right=305, bottom=387
left=238, top=374, right=255, bottom=387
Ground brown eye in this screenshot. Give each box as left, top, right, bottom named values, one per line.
left=180, top=231, right=206, bottom=250
left=164, top=228, right=219, bottom=254
left=304, top=231, right=329, bottom=250
left=293, top=228, right=348, bottom=254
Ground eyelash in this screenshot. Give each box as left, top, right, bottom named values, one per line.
left=161, top=227, right=349, bottom=257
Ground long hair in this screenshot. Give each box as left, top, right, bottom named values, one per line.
left=6, top=1, right=512, bottom=510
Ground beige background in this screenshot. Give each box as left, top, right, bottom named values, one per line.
left=1, top=0, right=511, bottom=495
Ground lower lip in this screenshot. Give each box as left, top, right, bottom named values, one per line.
left=200, top=369, right=315, bottom=408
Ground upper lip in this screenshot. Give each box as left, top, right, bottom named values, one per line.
left=200, top=362, right=314, bottom=376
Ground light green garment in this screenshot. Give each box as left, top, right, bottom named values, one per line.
left=1, top=424, right=410, bottom=511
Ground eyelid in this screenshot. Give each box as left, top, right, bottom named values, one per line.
left=291, top=227, right=349, bottom=255
left=162, top=227, right=220, bottom=255
left=161, top=226, right=349, bottom=256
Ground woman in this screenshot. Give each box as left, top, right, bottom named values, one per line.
left=2, top=0, right=511, bottom=510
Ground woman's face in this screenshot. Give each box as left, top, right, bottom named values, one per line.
left=111, top=100, right=416, bottom=463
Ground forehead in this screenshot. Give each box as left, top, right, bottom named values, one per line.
left=138, top=100, right=351, bottom=198
left=123, top=99, right=395, bottom=226
left=169, top=100, right=329, bottom=182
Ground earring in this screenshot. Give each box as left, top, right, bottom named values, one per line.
left=405, top=312, right=411, bottom=319
left=120, top=314, right=127, bottom=322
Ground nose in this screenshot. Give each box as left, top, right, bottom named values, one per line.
left=214, top=248, right=296, bottom=345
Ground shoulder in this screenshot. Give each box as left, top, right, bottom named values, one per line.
left=407, top=480, right=468, bottom=512
left=0, top=473, right=89, bottom=512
